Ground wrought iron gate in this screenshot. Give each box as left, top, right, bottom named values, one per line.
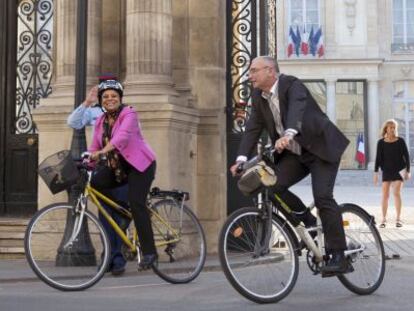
left=0, top=0, right=53, bottom=216
left=226, top=0, right=277, bottom=214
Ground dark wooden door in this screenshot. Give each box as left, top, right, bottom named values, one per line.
left=0, top=0, right=38, bottom=217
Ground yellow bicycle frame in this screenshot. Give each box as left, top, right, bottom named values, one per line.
left=85, top=185, right=181, bottom=254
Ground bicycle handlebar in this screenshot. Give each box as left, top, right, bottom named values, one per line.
left=237, top=143, right=275, bottom=173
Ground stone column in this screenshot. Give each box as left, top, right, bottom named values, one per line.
left=326, top=79, right=337, bottom=123
left=50, top=0, right=77, bottom=100
left=367, top=79, right=380, bottom=167
left=46, top=0, right=102, bottom=103
left=124, top=0, right=177, bottom=99
left=86, top=0, right=102, bottom=87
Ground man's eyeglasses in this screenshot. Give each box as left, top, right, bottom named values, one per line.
left=248, top=66, right=270, bottom=74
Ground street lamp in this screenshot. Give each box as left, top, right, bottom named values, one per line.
left=56, top=0, right=96, bottom=265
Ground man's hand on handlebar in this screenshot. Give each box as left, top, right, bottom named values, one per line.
left=275, top=136, right=292, bottom=153
left=230, top=162, right=245, bottom=177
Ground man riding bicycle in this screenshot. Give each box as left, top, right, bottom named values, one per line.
left=230, top=56, right=353, bottom=275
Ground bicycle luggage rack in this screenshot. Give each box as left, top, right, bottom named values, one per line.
left=150, top=187, right=190, bottom=201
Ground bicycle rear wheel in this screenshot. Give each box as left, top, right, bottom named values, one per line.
left=219, top=206, right=299, bottom=304
left=150, top=199, right=206, bottom=283
left=337, top=203, right=385, bottom=295
left=24, top=203, right=110, bottom=291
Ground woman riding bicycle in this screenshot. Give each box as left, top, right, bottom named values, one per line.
left=89, top=79, right=158, bottom=270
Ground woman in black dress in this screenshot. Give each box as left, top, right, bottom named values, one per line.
left=374, top=119, right=411, bottom=228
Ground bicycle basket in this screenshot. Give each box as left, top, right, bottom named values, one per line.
left=38, top=150, right=80, bottom=194
left=237, top=161, right=277, bottom=196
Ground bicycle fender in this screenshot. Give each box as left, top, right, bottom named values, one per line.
left=339, top=203, right=376, bottom=225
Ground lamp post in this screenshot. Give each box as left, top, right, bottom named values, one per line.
left=56, top=0, right=95, bottom=265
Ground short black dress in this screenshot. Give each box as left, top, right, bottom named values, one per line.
left=374, top=138, right=410, bottom=182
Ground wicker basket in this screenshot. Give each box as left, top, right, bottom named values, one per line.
left=38, top=150, right=80, bottom=194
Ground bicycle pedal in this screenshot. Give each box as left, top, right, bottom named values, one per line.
left=321, top=271, right=338, bottom=278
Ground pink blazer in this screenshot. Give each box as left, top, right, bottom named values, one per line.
left=89, top=106, right=156, bottom=172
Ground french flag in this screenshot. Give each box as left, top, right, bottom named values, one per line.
left=309, top=26, right=325, bottom=57
left=287, top=26, right=301, bottom=57
left=355, top=133, right=365, bottom=166
left=301, top=30, right=309, bottom=55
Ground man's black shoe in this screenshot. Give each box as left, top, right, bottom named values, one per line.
left=138, top=253, right=158, bottom=271
left=111, top=265, right=126, bottom=276
left=321, top=251, right=354, bottom=277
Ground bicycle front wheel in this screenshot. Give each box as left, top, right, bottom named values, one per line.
left=150, top=199, right=206, bottom=284
left=219, top=207, right=299, bottom=304
left=24, top=203, right=110, bottom=291
left=337, top=203, right=386, bottom=295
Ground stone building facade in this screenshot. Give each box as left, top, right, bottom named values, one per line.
left=275, top=0, right=414, bottom=170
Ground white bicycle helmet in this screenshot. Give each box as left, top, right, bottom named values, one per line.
left=98, top=79, right=123, bottom=104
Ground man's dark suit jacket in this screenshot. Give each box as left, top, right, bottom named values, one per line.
left=238, top=74, right=350, bottom=163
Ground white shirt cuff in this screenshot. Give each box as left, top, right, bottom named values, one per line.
left=236, top=156, right=247, bottom=162
left=284, top=128, right=298, bottom=137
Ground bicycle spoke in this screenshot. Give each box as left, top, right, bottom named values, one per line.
left=219, top=207, right=299, bottom=303
left=24, top=204, right=110, bottom=291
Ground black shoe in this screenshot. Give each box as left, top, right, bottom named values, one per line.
left=138, top=254, right=158, bottom=271
left=111, top=265, right=126, bottom=276
left=321, top=251, right=354, bottom=277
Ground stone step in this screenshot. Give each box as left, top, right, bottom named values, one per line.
left=0, top=232, right=25, bottom=239
left=0, top=219, right=29, bottom=232
left=0, top=239, right=24, bottom=247
left=0, top=218, right=29, bottom=259
left=0, top=247, right=25, bottom=255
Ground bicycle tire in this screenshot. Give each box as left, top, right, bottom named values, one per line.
left=24, top=203, right=111, bottom=291
left=337, top=203, right=386, bottom=295
left=150, top=199, right=206, bottom=284
left=219, top=206, right=299, bottom=304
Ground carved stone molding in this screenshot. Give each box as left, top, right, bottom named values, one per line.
left=401, top=66, right=412, bottom=77
left=344, top=0, right=357, bottom=35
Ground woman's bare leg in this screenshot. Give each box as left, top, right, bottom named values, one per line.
left=392, top=180, right=403, bottom=222
left=381, top=182, right=391, bottom=223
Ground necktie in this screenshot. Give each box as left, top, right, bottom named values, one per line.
left=268, top=94, right=301, bottom=155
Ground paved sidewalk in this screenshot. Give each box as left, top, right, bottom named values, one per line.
left=1, top=185, right=413, bottom=284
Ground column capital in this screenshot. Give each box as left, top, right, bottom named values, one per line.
left=325, top=77, right=337, bottom=84
left=367, top=78, right=380, bottom=83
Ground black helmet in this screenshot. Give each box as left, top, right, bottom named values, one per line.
left=98, top=79, right=123, bottom=104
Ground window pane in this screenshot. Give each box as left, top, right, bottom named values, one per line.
left=393, top=23, right=404, bottom=36
left=393, top=0, right=403, bottom=10
left=407, top=9, right=414, bottom=23
left=394, top=81, right=405, bottom=98
left=304, top=81, right=326, bottom=112
left=291, top=11, right=303, bottom=25
left=407, top=0, right=414, bottom=9
left=336, top=81, right=366, bottom=169
left=393, top=81, right=414, bottom=164
left=307, top=11, right=318, bottom=24
left=407, top=81, right=414, bottom=97
left=393, top=36, right=404, bottom=44
left=291, top=0, right=303, bottom=10
left=393, top=9, right=403, bottom=22
left=307, top=0, right=318, bottom=10
left=407, top=24, right=414, bottom=41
